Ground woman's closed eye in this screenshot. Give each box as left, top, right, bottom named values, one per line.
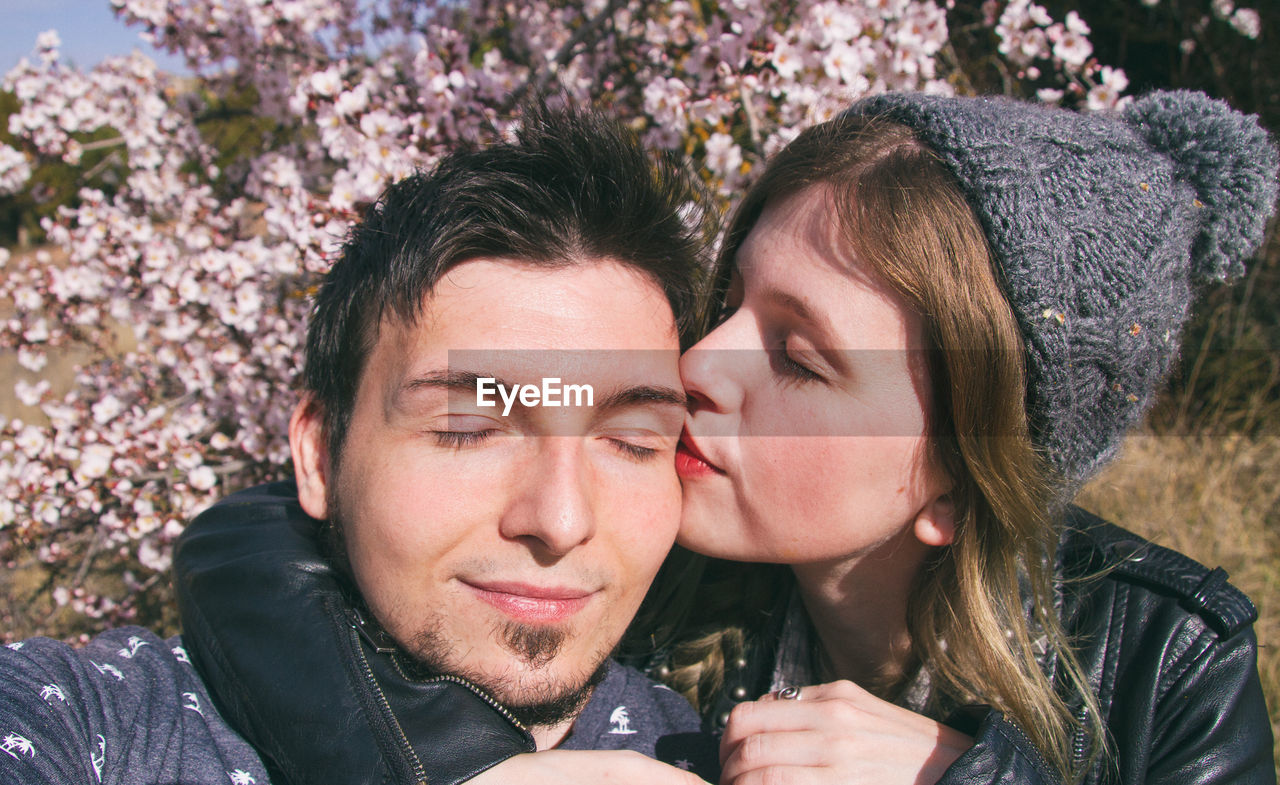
left=774, top=338, right=825, bottom=384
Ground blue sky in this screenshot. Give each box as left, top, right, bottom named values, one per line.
left=1, top=0, right=188, bottom=74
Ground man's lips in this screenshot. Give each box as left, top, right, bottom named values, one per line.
left=676, top=430, right=725, bottom=478
left=463, top=580, right=594, bottom=624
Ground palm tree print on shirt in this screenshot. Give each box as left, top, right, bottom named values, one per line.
left=1, top=732, right=35, bottom=760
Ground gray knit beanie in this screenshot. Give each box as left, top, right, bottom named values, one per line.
left=843, top=90, right=1278, bottom=492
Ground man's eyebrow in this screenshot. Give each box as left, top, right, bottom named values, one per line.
left=404, top=372, right=684, bottom=407
left=594, top=384, right=687, bottom=411
left=403, top=369, right=507, bottom=393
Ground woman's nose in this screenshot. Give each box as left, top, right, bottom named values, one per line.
left=680, top=311, right=755, bottom=417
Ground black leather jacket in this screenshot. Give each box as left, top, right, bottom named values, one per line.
left=174, top=482, right=535, bottom=785
left=701, top=507, right=1274, bottom=784
left=174, top=482, right=1273, bottom=784
left=1060, top=510, right=1272, bottom=783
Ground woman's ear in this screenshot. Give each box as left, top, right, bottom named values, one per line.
left=290, top=396, right=330, bottom=521
left=913, top=493, right=956, bottom=547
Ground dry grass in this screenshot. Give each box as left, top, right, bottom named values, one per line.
left=1077, top=229, right=1280, bottom=774
left=1078, top=434, right=1280, bottom=771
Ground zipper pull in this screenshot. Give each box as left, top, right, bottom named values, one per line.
left=347, top=606, right=398, bottom=655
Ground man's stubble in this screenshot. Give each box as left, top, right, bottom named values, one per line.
left=403, top=616, right=611, bottom=728
left=324, top=505, right=612, bottom=730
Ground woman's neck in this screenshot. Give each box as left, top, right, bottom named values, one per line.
left=790, top=527, right=931, bottom=698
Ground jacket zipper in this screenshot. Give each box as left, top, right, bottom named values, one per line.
left=347, top=621, right=430, bottom=785
left=422, top=673, right=529, bottom=734
left=347, top=605, right=529, bottom=736
left=998, top=713, right=1058, bottom=781
left=1070, top=705, right=1090, bottom=776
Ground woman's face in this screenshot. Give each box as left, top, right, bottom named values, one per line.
left=677, top=185, right=954, bottom=565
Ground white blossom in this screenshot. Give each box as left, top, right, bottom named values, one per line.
left=0, top=0, right=1126, bottom=633
left=1229, top=9, right=1260, bottom=39
left=1053, top=27, right=1093, bottom=67
left=1086, top=66, right=1130, bottom=112
left=77, top=444, right=115, bottom=480
left=0, top=145, right=33, bottom=195
left=704, top=133, right=743, bottom=178
left=188, top=465, right=217, bottom=491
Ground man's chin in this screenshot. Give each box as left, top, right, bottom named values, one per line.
left=402, top=620, right=613, bottom=729
left=495, top=660, right=610, bottom=728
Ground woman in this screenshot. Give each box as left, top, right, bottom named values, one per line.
left=638, top=90, right=1277, bottom=784
left=174, top=90, right=1277, bottom=784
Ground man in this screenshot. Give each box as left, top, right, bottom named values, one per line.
left=0, top=106, right=717, bottom=784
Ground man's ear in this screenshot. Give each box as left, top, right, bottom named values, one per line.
left=290, top=396, right=330, bottom=521
left=913, top=492, right=956, bottom=548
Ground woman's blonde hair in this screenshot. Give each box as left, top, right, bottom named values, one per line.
left=632, top=113, right=1106, bottom=780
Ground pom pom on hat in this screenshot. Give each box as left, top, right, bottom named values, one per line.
left=1124, top=90, right=1279, bottom=284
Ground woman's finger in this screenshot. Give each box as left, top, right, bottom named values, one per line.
left=718, top=681, right=976, bottom=785
left=719, top=699, right=823, bottom=766
left=756, top=685, right=804, bottom=702
left=720, top=729, right=829, bottom=783
left=773, top=679, right=865, bottom=702
left=726, top=766, right=826, bottom=785
left=721, top=689, right=868, bottom=742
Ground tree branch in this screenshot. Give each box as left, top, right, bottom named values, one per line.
left=739, top=84, right=764, bottom=160
left=70, top=529, right=103, bottom=590
left=78, top=137, right=126, bottom=153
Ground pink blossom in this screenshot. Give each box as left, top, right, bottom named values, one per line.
left=1053, top=27, right=1092, bottom=67
left=188, top=465, right=218, bottom=491
left=1086, top=66, right=1130, bottom=111
left=77, top=444, right=115, bottom=481
left=1, top=0, right=1129, bottom=635
left=1229, top=9, right=1260, bottom=39
left=1064, top=11, right=1091, bottom=36
left=15, top=426, right=46, bottom=458
left=704, top=132, right=743, bottom=178
left=771, top=40, right=805, bottom=81
left=1036, top=87, right=1064, bottom=104
left=0, top=145, right=32, bottom=195
left=17, top=348, right=47, bottom=373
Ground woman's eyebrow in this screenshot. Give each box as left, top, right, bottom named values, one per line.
left=759, top=286, right=837, bottom=339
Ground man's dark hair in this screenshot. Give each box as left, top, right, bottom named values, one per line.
left=302, top=103, right=712, bottom=462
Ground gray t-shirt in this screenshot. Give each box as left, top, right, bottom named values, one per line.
left=561, top=661, right=718, bottom=780
left=1, top=627, right=267, bottom=784
left=2, top=627, right=718, bottom=783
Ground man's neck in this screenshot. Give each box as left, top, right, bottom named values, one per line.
left=530, top=718, right=576, bottom=750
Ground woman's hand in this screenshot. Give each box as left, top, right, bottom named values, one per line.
left=470, top=749, right=711, bottom=785
left=719, top=680, right=972, bottom=785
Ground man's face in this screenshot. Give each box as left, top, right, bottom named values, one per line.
left=291, top=257, right=684, bottom=736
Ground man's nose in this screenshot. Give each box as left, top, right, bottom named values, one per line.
left=499, top=438, right=595, bottom=557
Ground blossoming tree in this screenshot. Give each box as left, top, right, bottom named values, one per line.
left=0, top=0, right=1265, bottom=637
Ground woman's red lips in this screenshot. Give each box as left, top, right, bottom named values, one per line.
left=464, top=581, right=592, bottom=623
left=676, top=431, right=724, bottom=478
